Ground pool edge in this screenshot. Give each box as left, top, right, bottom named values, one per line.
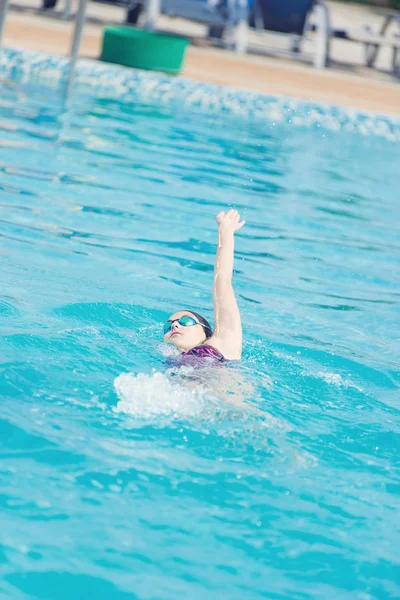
left=0, top=46, right=398, bottom=141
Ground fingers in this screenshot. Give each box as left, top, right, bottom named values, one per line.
left=216, top=209, right=245, bottom=230
left=224, top=209, right=240, bottom=222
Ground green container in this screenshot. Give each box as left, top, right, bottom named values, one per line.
left=101, top=27, right=189, bottom=74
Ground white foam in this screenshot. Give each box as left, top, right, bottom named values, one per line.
left=114, top=370, right=209, bottom=418
left=113, top=369, right=290, bottom=432
left=157, top=343, right=181, bottom=358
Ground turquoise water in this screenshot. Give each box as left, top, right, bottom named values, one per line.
left=0, top=82, right=399, bottom=600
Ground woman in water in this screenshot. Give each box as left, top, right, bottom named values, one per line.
left=163, top=209, right=245, bottom=362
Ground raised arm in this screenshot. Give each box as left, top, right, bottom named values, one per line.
left=207, top=209, right=245, bottom=360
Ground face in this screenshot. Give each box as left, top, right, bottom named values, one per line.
left=163, top=311, right=207, bottom=351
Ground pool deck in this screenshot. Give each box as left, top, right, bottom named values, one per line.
left=3, top=1, right=400, bottom=115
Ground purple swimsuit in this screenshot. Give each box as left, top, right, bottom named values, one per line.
left=165, top=344, right=226, bottom=371
left=183, top=344, right=225, bottom=361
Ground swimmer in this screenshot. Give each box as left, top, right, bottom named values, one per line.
left=163, top=209, right=245, bottom=361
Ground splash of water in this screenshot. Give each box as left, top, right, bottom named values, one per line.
left=114, top=370, right=210, bottom=418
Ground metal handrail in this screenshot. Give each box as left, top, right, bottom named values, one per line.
left=0, top=0, right=89, bottom=96
left=66, top=0, right=89, bottom=94
left=0, top=0, right=10, bottom=46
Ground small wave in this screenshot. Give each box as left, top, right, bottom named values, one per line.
left=315, top=371, right=364, bottom=392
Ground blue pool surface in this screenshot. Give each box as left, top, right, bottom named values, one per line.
left=0, top=52, right=399, bottom=600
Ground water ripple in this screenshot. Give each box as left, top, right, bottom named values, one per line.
left=0, top=83, right=399, bottom=600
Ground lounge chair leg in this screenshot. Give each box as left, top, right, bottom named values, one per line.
left=208, top=26, right=224, bottom=40
left=289, top=34, right=302, bottom=54
left=392, top=43, right=400, bottom=77
left=223, top=20, right=234, bottom=50
left=234, top=19, right=248, bottom=53
left=144, top=0, right=160, bottom=30
left=314, top=1, right=330, bottom=69
left=363, top=25, right=377, bottom=68
left=41, top=0, right=57, bottom=9
left=126, top=2, right=143, bottom=24
left=366, top=14, right=398, bottom=69
left=62, top=0, right=72, bottom=19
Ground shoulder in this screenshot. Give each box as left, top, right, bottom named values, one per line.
left=205, top=336, right=241, bottom=361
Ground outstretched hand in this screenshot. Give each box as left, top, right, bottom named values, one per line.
left=216, top=209, right=245, bottom=233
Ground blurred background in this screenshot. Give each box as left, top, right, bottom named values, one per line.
left=2, top=0, right=400, bottom=112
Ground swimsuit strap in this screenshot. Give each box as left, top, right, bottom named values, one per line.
left=184, top=344, right=225, bottom=361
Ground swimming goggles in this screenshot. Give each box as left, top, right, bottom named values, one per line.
left=163, top=315, right=199, bottom=335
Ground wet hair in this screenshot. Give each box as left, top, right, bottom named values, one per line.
left=186, top=310, right=213, bottom=339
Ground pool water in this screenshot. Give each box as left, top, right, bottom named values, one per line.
left=0, top=80, right=399, bottom=600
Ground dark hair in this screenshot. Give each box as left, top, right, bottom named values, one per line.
left=186, top=310, right=213, bottom=339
